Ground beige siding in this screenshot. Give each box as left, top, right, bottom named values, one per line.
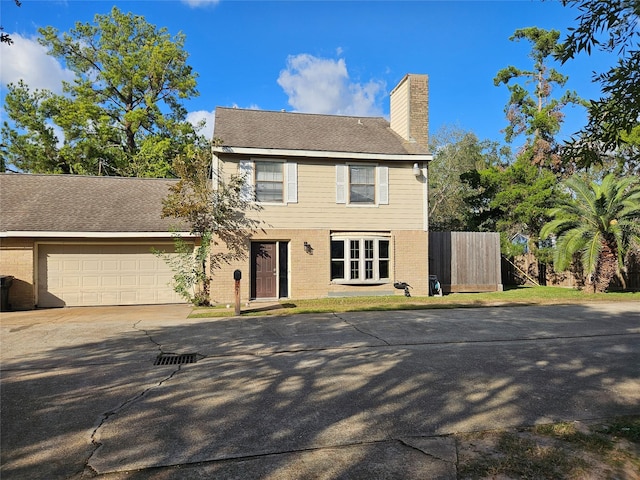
left=390, top=77, right=410, bottom=141
left=222, top=158, right=427, bottom=231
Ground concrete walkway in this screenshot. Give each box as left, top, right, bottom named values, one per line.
left=1, top=302, right=639, bottom=479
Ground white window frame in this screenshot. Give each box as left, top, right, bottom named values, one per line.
left=330, top=234, right=391, bottom=284
left=336, top=163, right=389, bottom=206
left=239, top=159, right=298, bottom=205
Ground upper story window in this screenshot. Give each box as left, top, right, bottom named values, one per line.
left=349, top=165, right=375, bottom=204
left=336, top=164, right=388, bottom=206
left=239, top=160, right=297, bottom=204
left=256, top=161, right=283, bottom=203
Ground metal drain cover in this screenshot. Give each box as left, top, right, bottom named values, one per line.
left=154, top=353, right=197, bottom=366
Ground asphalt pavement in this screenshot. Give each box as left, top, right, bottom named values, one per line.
left=1, top=301, right=639, bottom=479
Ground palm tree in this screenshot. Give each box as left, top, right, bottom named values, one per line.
left=540, top=173, right=640, bottom=292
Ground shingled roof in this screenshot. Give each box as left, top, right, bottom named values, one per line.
left=213, top=107, right=429, bottom=155
left=0, top=174, right=188, bottom=234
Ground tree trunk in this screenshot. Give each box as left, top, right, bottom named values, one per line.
left=593, top=240, right=618, bottom=293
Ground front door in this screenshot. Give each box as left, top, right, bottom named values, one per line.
left=251, top=242, right=277, bottom=299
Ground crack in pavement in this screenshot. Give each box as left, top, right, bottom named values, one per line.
left=397, top=437, right=458, bottom=465
left=80, top=366, right=183, bottom=477
left=196, top=331, right=639, bottom=362
left=132, top=319, right=163, bottom=352
left=76, top=437, right=459, bottom=477
left=75, top=322, right=187, bottom=478
left=333, top=312, right=392, bottom=346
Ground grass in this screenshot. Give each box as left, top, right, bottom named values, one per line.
left=458, top=431, right=587, bottom=479
left=189, top=286, right=639, bottom=318
left=457, top=416, right=640, bottom=479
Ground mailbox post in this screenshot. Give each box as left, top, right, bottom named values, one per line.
left=233, top=270, right=242, bottom=316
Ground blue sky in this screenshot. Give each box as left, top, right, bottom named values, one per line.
left=1, top=0, right=619, bottom=150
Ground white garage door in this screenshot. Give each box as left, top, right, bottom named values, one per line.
left=38, top=244, right=187, bottom=307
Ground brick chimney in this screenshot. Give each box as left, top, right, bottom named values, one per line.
left=390, top=74, right=429, bottom=150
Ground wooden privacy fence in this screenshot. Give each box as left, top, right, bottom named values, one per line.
left=429, top=232, right=503, bottom=293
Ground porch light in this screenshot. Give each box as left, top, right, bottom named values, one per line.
left=304, top=242, right=313, bottom=254
left=412, top=163, right=421, bottom=177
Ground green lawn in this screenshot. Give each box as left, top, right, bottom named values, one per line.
left=189, top=286, right=639, bottom=318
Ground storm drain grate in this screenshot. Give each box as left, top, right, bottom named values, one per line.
left=154, top=353, right=198, bottom=366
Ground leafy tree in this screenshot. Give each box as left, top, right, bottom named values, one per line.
left=557, top=0, right=640, bottom=167
left=463, top=157, right=562, bottom=258
left=540, top=174, right=640, bottom=292
left=1, top=6, right=199, bottom=176
left=429, top=127, right=488, bottom=230
left=494, top=27, right=583, bottom=171
left=159, top=140, right=261, bottom=305
left=460, top=167, right=504, bottom=233
left=428, top=126, right=513, bottom=231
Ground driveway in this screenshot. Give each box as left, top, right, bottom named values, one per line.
left=1, top=302, right=639, bottom=479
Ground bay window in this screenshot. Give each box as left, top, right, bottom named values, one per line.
left=331, top=235, right=390, bottom=283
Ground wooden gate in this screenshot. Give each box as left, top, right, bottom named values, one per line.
left=429, top=232, right=502, bottom=293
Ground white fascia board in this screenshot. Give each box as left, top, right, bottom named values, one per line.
left=213, top=146, right=433, bottom=162
left=0, top=231, right=194, bottom=238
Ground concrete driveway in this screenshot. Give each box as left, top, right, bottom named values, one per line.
left=1, top=302, right=639, bottom=479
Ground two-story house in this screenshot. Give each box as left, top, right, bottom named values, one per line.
left=0, top=74, right=432, bottom=310
left=210, top=74, right=433, bottom=303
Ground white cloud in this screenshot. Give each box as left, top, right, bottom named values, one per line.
left=231, top=103, right=261, bottom=110
left=186, top=110, right=215, bottom=139
left=0, top=33, right=74, bottom=93
left=180, top=0, right=220, bottom=7
left=277, top=54, right=385, bottom=117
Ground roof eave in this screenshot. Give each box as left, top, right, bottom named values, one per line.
left=213, top=146, right=433, bottom=162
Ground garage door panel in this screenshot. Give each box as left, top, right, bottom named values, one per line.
left=82, top=276, right=100, bottom=287
left=120, top=291, right=137, bottom=303
left=64, top=260, right=81, bottom=271
left=103, top=260, right=119, bottom=271
left=100, top=292, right=119, bottom=305
left=83, top=260, right=100, bottom=270
left=120, top=275, right=138, bottom=287
left=63, top=277, right=80, bottom=288
left=119, top=259, right=136, bottom=270
left=82, top=292, right=100, bottom=304
left=139, top=275, right=156, bottom=287
left=102, top=276, right=118, bottom=287
left=38, top=244, right=187, bottom=307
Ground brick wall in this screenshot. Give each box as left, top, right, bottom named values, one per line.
left=409, top=75, right=429, bottom=149
left=393, top=230, right=429, bottom=296
left=209, top=229, right=429, bottom=304
left=0, top=238, right=35, bottom=310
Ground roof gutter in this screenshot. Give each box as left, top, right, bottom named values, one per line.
left=213, top=146, right=433, bottom=162
left=0, top=231, right=194, bottom=238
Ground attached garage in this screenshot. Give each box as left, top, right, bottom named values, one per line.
left=37, top=243, right=185, bottom=307
left=1, top=174, right=192, bottom=310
